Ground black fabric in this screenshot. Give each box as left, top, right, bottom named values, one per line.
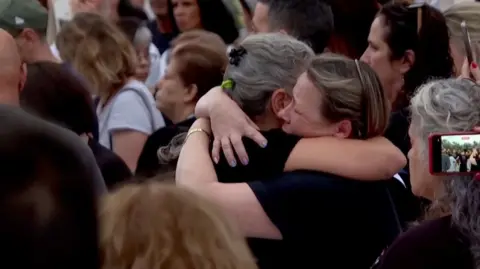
left=248, top=171, right=404, bottom=269
left=385, top=107, right=410, bottom=160
left=136, top=117, right=195, bottom=178
left=147, top=20, right=177, bottom=54
left=215, top=129, right=300, bottom=183
left=375, top=216, right=473, bottom=269
left=88, top=139, right=132, bottom=189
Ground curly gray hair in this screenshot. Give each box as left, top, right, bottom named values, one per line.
left=410, top=78, right=480, bottom=267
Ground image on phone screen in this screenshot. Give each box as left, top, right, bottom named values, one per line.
left=430, top=133, right=480, bottom=174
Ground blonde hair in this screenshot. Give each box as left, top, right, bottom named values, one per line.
left=99, top=182, right=257, bottom=269
left=56, top=12, right=137, bottom=97
left=306, top=53, right=389, bottom=139
left=444, top=2, right=480, bottom=64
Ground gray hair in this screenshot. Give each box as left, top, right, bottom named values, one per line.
left=224, top=33, right=313, bottom=117
left=410, top=78, right=480, bottom=268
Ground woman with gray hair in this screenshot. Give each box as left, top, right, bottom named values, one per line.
left=375, top=78, right=480, bottom=269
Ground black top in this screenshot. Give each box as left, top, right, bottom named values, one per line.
left=214, top=129, right=300, bottom=183
left=147, top=20, right=177, bottom=54
left=248, top=171, right=404, bottom=269
left=88, top=139, right=132, bottom=189
left=385, top=107, right=410, bottom=158
left=376, top=216, right=473, bottom=269
left=136, top=117, right=195, bottom=178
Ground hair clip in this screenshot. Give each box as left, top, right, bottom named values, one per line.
left=229, top=46, right=247, bottom=66
left=221, top=79, right=235, bottom=90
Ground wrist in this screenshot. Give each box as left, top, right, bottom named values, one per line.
left=191, top=118, right=212, bottom=133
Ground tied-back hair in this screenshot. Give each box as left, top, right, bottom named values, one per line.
left=56, top=12, right=137, bottom=98
left=99, top=182, right=257, bottom=269
left=444, top=2, right=480, bottom=65
left=307, top=53, right=390, bottom=139
left=223, top=33, right=314, bottom=117
left=410, top=78, right=480, bottom=268
left=379, top=2, right=454, bottom=110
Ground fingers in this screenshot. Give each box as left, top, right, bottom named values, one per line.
left=470, top=61, right=480, bottom=83
left=211, top=138, right=221, bottom=164
left=245, top=125, right=268, bottom=149
left=230, top=134, right=249, bottom=166
left=221, top=137, right=237, bottom=167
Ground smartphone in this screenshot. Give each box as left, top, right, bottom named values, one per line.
left=461, top=21, right=474, bottom=65
left=429, top=132, right=480, bottom=175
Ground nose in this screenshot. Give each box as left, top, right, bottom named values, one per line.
left=360, top=51, right=369, bottom=64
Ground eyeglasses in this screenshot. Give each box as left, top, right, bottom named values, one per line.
left=408, top=2, right=426, bottom=35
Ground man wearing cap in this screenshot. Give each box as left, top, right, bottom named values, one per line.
left=0, top=0, right=59, bottom=63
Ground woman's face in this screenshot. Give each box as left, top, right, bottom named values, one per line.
left=135, top=43, right=151, bottom=83
left=361, top=16, right=408, bottom=104
left=278, top=73, right=343, bottom=138
left=408, top=124, right=438, bottom=200
left=155, top=58, right=188, bottom=118
left=172, top=0, right=202, bottom=32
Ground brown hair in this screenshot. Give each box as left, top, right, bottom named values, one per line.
left=169, top=31, right=228, bottom=101
left=56, top=12, right=137, bottom=98
left=99, top=182, right=257, bottom=269
left=307, top=53, right=390, bottom=139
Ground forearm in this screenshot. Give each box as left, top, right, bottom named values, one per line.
left=194, top=86, right=224, bottom=118
left=285, top=136, right=406, bottom=180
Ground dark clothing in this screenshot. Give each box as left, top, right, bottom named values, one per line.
left=88, top=139, right=132, bottom=189
left=215, top=129, right=301, bottom=183
left=459, top=155, right=468, bottom=172
left=385, top=107, right=410, bottom=159
left=147, top=20, right=177, bottom=54
left=247, top=171, right=404, bottom=269
left=442, top=154, right=451, bottom=172
left=136, top=117, right=195, bottom=178
left=376, top=216, right=473, bottom=269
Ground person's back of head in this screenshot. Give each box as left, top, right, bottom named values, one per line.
left=21, top=62, right=97, bottom=136
left=56, top=12, right=137, bottom=97
left=303, top=53, right=389, bottom=139
left=443, top=2, right=480, bottom=75
left=222, top=33, right=314, bottom=118
left=254, top=0, right=333, bottom=53
left=100, top=182, right=257, bottom=269
left=0, top=105, right=99, bottom=269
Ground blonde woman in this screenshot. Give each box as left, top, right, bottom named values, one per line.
left=57, top=13, right=165, bottom=172
left=444, top=2, right=480, bottom=75
left=100, top=182, right=257, bottom=269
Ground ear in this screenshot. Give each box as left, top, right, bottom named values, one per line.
left=183, top=84, right=198, bottom=103
left=332, top=120, right=352, bottom=139
left=398, top=49, right=415, bottom=75
left=270, top=89, right=291, bottom=117
left=22, top=28, right=39, bottom=42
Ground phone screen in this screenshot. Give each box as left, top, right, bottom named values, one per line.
left=430, top=133, right=480, bottom=174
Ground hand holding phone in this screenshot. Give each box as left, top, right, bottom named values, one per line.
left=461, top=21, right=474, bottom=65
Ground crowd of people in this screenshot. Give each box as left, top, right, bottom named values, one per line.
left=1, top=0, right=480, bottom=268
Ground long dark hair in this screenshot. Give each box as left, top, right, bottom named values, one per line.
left=379, top=2, right=454, bottom=110
left=117, top=0, right=149, bottom=21
left=168, top=0, right=239, bottom=44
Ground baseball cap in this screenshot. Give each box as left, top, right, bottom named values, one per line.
left=0, top=0, right=48, bottom=36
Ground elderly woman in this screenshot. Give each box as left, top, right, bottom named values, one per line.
left=375, top=78, right=480, bottom=269
left=176, top=33, right=410, bottom=268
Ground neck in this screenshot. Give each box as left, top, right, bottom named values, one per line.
left=156, top=17, right=173, bottom=33
left=29, top=44, right=60, bottom=63
left=253, top=113, right=282, bottom=131
left=169, top=104, right=195, bottom=124
left=0, top=87, right=19, bottom=106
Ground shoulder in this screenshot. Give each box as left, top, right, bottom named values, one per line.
left=377, top=216, right=471, bottom=269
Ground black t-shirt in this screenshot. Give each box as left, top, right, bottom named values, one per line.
left=214, top=129, right=300, bottom=183
left=136, top=117, right=195, bottom=178
left=375, top=215, right=473, bottom=269
left=385, top=107, right=410, bottom=158
left=248, top=171, right=403, bottom=269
